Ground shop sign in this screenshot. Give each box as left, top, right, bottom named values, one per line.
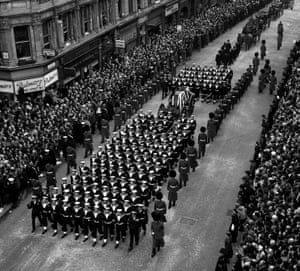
left=43, top=48, right=56, bottom=57
left=115, top=39, right=126, bottom=48
left=44, top=69, right=58, bottom=88
left=14, top=77, right=44, bottom=94
left=165, top=2, right=178, bottom=16
left=120, top=28, right=137, bottom=43
left=47, top=62, right=56, bottom=70
left=0, top=80, right=14, bottom=93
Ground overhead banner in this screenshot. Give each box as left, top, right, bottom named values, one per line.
left=14, top=77, right=44, bottom=94
left=44, top=69, right=58, bottom=88
left=0, top=80, right=14, bottom=93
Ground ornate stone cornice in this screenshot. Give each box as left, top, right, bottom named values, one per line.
left=0, top=18, right=10, bottom=29
left=31, top=14, right=41, bottom=25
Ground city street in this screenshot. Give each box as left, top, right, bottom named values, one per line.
left=0, top=3, right=299, bottom=271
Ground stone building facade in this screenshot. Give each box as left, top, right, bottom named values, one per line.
left=0, top=0, right=204, bottom=94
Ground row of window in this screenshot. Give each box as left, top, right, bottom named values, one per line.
left=13, top=0, right=157, bottom=60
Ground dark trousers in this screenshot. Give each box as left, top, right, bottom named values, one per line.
left=52, top=216, right=59, bottom=230
left=115, top=225, right=126, bottom=241
left=74, top=219, right=81, bottom=234
left=91, top=223, right=103, bottom=238
left=129, top=228, right=139, bottom=248
left=41, top=214, right=48, bottom=227
left=61, top=217, right=72, bottom=232
left=198, top=144, right=206, bottom=158
left=32, top=213, right=42, bottom=231
left=103, top=223, right=114, bottom=240
left=82, top=220, right=89, bottom=236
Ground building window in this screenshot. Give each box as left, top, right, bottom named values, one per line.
left=99, top=0, right=112, bottom=27
left=42, top=20, right=51, bottom=49
left=118, top=0, right=122, bottom=18
left=59, top=12, right=74, bottom=44
left=137, top=0, right=142, bottom=9
left=129, top=0, right=134, bottom=14
left=14, top=26, right=31, bottom=59
left=81, top=6, right=91, bottom=35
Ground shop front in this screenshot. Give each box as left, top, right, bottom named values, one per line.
left=165, top=0, right=179, bottom=27
left=118, top=20, right=138, bottom=52
left=179, top=0, right=193, bottom=19
left=137, top=15, right=148, bottom=46
left=59, top=37, right=101, bottom=85
left=146, top=7, right=164, bottom=39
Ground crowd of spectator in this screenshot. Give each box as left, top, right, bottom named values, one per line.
left=216, top=41, right=300, bottom=271
left=0, top=0, right=274, bottom=210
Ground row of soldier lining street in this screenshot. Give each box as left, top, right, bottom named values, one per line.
left=0, top=2, right=299, bottom=271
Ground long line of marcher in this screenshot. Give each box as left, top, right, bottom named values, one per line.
left=0, top=0, right=274, bottom=212
left=216, top=2, right=284, bottom=67
left=215, top=41, right=300, bottom=271
left=25, top=59, right=255, bottom=255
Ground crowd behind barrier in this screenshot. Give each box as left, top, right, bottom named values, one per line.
left=215, top=41, right=300, bottom=271
left=0, top=0, right=274, bottom=212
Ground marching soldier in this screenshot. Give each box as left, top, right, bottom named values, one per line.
left=114, top=208, right=127, bottom=248
left=137, top=204, right=148, bottom=235
left=60, top=199, right=73, bottom=238
left=178, top=153, right=190, bottom=188
left=27, top=194, right=42, bottom=233
left=207, top=112, right=217, bottom=143
left=128, top=209, right=140, bottom=251
left=140, top=181, right=151, bottom=207
left=73, top=201, right=83, bottom=240
left=252, top=52, right=260, bottom=75
left=61, top=177, right=71, bottom=193
left=186, top=141, right=198, bottom=172
left=151, top=212, right=165, bottom=258
left=198, top=127, right=208, bottom=159
left=260, top=40, right=266, bottom=60
left=102, top=206, right=116, bottom=247
left=40, top=196, right=51, bottom=234
left=45, top=163, right=56, bottom=191
left=82, top=202, right=93, bottom=242
left=49, top=198, right=60, bottom=236
left=258, top=69, right=266, bottom=93
left=277, top=21, right=283, bottom=50
left=167, top=170, right=180, bottom=209
left=153, top=191, right=167, bottom=223
left=91, top=206, right=103, bottom=246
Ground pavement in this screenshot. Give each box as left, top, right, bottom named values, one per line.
left=0, top=3, right=300, bottom=271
